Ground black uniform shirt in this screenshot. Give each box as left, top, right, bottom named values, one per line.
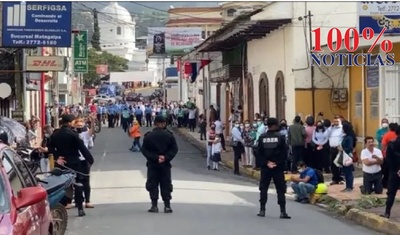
left=141, top=127, right=178, bottom=166
left=386, top=137, right=400, bottom=172
left=256, top=131, right=287, bottom=169
left=49, top=126, right=94, bottom=166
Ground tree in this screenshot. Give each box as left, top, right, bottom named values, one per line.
left=83, top=48, right=129, bottom=85
left=91, top=8, right=101, bottom=51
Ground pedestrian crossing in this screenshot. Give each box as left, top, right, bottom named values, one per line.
left=90, top=170, right=258, bottom=206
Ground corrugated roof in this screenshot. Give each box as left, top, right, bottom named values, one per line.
left=166, top=18, right=223, bottom=25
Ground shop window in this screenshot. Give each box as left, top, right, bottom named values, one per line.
left=370, top=89, right=379, bottom=118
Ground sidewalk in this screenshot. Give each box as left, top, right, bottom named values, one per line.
left=174, top=127, right=400, bottom=235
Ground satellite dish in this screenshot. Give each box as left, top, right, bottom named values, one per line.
left=0, top=83, right=12, bottom=98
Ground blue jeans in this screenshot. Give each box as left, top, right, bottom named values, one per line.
left=342, top=165, right=354, bottom=190
left=291, top=182, right=316, bottom=199
left=206, top=145, right=212, bottom=167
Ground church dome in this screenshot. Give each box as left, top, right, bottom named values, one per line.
left=99, top=2, right=133, bottom=23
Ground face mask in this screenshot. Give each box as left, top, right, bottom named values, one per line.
left=298, top=168, right=305, bottom=173
left=234, top=124, right=240, bottom=128
left=253, top=124, right=257, bottom=128
left=245, top=124, right=250, bottom=128
left=44, top=133, right=50, bottom=138
left=382, top=123, right=389, bottom=128
left=240, top=125, right=244, bottom=129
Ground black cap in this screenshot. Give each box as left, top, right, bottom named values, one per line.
left=266, top=117, right=279, bottom=127
left=154, top=116, right=166, bottom=124
left=61, top=114, right=76, bottom=124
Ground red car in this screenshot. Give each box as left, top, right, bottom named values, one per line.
left=0, top=143, right=53, bottom=235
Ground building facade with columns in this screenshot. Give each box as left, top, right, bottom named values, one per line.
left=181, top=2, right=360, bottom=137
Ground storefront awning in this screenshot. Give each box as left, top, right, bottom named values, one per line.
left=200, top=18, right=292, bottom=52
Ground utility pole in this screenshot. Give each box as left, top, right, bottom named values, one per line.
left=52, top=47, right=59, bottom=128
left=178, top=59, right=183, bottom=101
left=162, top=56, right=167, bottom=103
left=307, top=10, right=316, bottom=117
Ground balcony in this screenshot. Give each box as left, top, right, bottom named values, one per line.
left=209, top=64, right=242, bottom=83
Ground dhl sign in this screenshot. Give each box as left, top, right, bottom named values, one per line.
left=26, top=56, right=66, bottom=72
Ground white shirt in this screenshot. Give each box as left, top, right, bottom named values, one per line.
left=212, top=141, right=222, bottom=155
left=327, top=126, right=344, bottom=147
left=188, top=109, right=196, bottom=119
left=79, top=131, right=93, bottom=161
left=214, top=120, right=223, bottom=134
left=361, top=147, right=383, bottom=174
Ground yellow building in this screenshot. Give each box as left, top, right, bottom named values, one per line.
left=314, top=37, right=400, bottom=154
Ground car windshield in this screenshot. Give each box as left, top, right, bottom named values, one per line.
left=99, top=88, right=108, bottom=93
left=0, top=173, right=10, bottom=213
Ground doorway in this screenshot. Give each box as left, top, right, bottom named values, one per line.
left=275, top=71, right=286, bottom=120
left=259, top=72, right=270, bottom=117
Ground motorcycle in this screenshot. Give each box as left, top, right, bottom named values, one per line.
left=36, top=168, right=77, bottom=235
left=15, top=146, right=40, bottom=173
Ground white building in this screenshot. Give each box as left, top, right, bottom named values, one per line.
left=98, top=2, right=147, bottom=72
left=182, top=2, right=360, bottom=137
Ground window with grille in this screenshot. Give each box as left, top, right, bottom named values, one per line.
left=355, top=91, right=362, bottom=118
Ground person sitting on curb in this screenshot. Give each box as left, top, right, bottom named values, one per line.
left=290, top=161, right=319, bottom=204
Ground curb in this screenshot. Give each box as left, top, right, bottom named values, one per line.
left=174, top=127, right=400, bottom=235
left=345, top=209, right=400, bottom=235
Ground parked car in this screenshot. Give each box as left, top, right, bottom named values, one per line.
left=0, top=143, right=53, bottom=235
left=125, top=92, right=137, bottom=102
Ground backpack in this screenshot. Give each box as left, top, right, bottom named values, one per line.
left=315, top=169, right=324, bottom=183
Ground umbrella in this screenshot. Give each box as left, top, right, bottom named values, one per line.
left=0, top=116, right=28, bottom=145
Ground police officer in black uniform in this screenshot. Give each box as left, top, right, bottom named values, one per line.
left=141, top=116, right=178, bottom=213
left=49, top=114, right=94, bottom=217
left=256, top=117, right=291, bottom=219
left=382, top=125, right=400, bottom=218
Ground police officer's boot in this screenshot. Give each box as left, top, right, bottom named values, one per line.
left=148, top=200, right=159, bottom=213
left=257, top=203, right=266, bottom=217
left=279, top=205, right=291, bottom=219
left=164, top=201, right=173, bottom=213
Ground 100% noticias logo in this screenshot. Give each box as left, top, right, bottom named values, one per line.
left=311, top=27, right=395, bottom=66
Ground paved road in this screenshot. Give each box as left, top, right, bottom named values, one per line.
left=66, top=126, right=381, bottom=235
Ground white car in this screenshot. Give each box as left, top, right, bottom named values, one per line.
left=93, top=95, right=115, bottom=103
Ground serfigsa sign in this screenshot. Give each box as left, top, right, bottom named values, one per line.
left=2, top=2, right=72, bottom=47
left=310, top=1, right=399, bottom=67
